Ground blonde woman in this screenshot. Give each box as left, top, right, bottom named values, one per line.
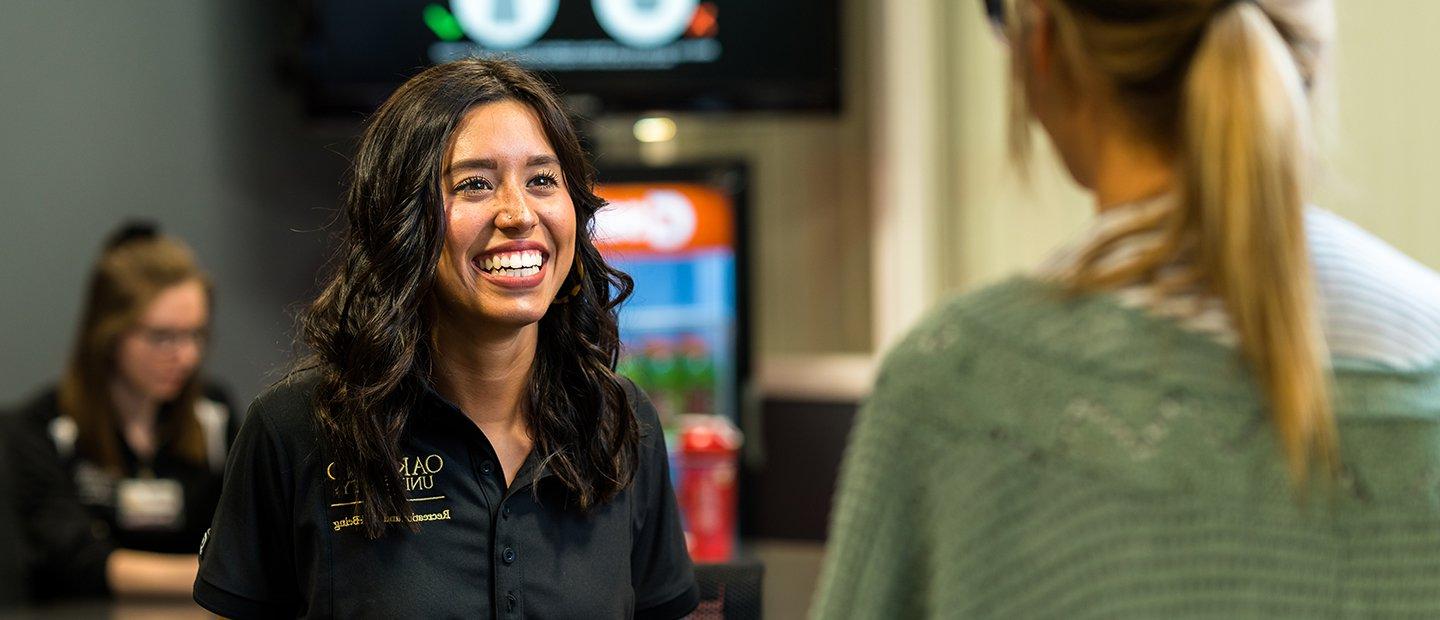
left=816, top=0, right=1440, bottom=617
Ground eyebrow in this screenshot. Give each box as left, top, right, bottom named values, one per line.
left=446, top=155, right=559, bottom=176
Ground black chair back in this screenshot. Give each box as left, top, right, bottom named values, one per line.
left=690, top=561, right=764, bottom=619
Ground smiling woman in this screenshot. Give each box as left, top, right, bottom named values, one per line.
left=194, top=59, right=698, bottom=619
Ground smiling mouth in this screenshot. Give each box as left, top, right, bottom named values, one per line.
left=475, top=249, right=545, bottom=279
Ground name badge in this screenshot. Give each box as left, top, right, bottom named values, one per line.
left=116, top=478, right=185, bottom=531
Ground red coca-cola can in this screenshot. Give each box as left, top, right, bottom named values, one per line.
left=678, top=414, right=742, bottom=563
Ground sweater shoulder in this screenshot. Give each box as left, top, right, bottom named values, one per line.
left=869, top=278, right=1090, bottom=433
left=874, top=276, right=1245, bottom=409
left=866, top=278, right=1265, bottom=492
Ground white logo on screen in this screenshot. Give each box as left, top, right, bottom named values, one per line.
left=451, top=0, right=560, bottom=51
left=592, top=0, right=699, bottom=49
left=595, top=190, right=697, bottom=251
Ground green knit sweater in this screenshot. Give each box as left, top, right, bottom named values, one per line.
left=813, top=277, right=1440, bottom=619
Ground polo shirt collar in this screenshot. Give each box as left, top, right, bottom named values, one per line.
left=416, top=378, right=558, bottom=491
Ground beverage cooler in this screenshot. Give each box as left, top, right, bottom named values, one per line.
left=593, top=164, right=749, bottom=562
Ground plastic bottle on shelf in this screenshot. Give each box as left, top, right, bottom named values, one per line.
left=677, top=334, right=716, bottom=416
left=677, top=414, right=742, bottom=563
left=643, top=339, right=683, bottom=430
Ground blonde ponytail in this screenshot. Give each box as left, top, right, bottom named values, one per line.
left=1010, top=0, right=1338, bottom=486
left=1181, top=2, right=1335, bottom=485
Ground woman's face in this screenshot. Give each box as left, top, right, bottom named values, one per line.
left=114, top=279, right=209, bottom=403
left=434, top=99, right=577, bottom=330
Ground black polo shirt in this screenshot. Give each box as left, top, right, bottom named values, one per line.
left=194, top=369, right=698, bottom=619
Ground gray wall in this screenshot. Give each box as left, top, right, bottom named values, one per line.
left=0, top=1, right=346, bottom=406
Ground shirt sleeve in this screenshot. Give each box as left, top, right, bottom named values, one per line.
left=192, top=399, right=300, bottom=618
left=1, top=406, right=113, bottom=600
left=627, top=383, right=700, bottom=620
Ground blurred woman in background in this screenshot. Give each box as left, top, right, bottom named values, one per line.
left=816, top=0, right=1440, bottom=616
left=4, top=222, right=234, bottom=600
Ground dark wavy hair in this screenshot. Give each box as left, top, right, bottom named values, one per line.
left=299, top=59, right=637, bottom=538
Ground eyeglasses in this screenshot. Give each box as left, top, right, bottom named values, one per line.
left=132, top=326, right=209, bottom=351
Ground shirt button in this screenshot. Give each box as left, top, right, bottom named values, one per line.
left=479, top=460, right=494, bottom=476
left=502, top=506, right=511, bottom=520
left=502, top=546, right=516, bottom=564
left=506, top=592, right=517, bottom=612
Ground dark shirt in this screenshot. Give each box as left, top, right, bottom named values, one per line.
left=0, top=436, right=26, bottom=608
left=194, top=369, right=699, bottom=619
left=3, top=385, right=237, bottom=600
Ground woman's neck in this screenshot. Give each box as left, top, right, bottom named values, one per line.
left=110, top=379, right=160, bottom=460
left=430, top=315, right=538, bottom=434
left=1090, top=125, right=1176, bottom=212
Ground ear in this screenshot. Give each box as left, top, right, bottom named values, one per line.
left=1025, top=0, right=1056, bottom=81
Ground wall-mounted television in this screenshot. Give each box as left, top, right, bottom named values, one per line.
left=294, top=0, right=841, bottom=115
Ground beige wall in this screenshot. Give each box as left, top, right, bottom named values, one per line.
left=1323, top=1, right=1440, bottom=264
left=939, top=0, right=1440, bottom=297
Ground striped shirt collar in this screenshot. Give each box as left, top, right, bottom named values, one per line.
left=1037, top=193, right=1238, bottom=345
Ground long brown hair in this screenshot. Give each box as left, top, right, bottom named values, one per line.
left=299, top=59, right=638, bottom=538
left=59, top=223, right=213, bottom=472
left=1009, top=0, right=1336, bottom=485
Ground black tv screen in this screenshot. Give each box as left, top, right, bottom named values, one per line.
left=296, top=0, right=841, bottom=115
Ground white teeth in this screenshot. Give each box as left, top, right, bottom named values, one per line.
left=489, top=265, right=540, bottom=278
left=481, top=264, right=542, bottom=278
left=481, top=251, right=544, bottom=273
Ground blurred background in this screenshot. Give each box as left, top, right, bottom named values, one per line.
left=1, top=1, right=1438, bottom=617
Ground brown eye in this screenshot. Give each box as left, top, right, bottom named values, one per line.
left=454, top=177, right=493, bottom=193
left=529, top=172, right=559, bottom=188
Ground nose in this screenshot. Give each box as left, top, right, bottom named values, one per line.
left=495, top=184, right=538, bottom=233
left=174, top=338, right=204, bottom=370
